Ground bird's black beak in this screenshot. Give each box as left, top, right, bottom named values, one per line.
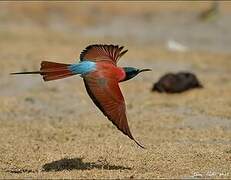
left=138, top=68, right=152, bottom=73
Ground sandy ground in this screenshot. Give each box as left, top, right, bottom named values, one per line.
left=0, top=2, right=231, bottom=179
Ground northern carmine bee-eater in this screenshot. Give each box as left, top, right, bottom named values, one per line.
left=11, top=44, right=151, bottom=148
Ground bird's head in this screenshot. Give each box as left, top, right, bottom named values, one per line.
left=121, top=67, right=151, bottom=82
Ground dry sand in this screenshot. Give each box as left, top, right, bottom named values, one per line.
left=0, top=2, right=231, bottom=179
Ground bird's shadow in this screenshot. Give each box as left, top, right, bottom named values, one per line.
left=42, top=157, right=131, bottom=172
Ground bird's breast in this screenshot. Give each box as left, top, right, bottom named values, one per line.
left=96, top=62, right=126, bottom=82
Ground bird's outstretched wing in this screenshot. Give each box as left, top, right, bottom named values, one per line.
left=83, top=72, right=144, bottom=148
left=80, top=44, right=128, bottom=65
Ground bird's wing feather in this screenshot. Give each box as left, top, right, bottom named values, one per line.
left=80, top=44, right=128, bottom=65
left=83, top=71, right=144, bottom=148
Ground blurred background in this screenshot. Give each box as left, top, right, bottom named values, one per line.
left=0, top=1, right=231, bottom=179
left=1, top=1, right=231, bottom=52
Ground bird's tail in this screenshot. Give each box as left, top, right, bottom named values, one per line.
left=11, top=61, right=75, bottom=81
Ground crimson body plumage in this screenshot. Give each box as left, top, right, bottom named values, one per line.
left=11, top=44, right=151, bottom=148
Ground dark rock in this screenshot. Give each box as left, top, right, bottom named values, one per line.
left=152, top=72, right=203, bottom=93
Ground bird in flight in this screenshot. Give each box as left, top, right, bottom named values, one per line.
left=11, top=44, right=151, bottom=148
